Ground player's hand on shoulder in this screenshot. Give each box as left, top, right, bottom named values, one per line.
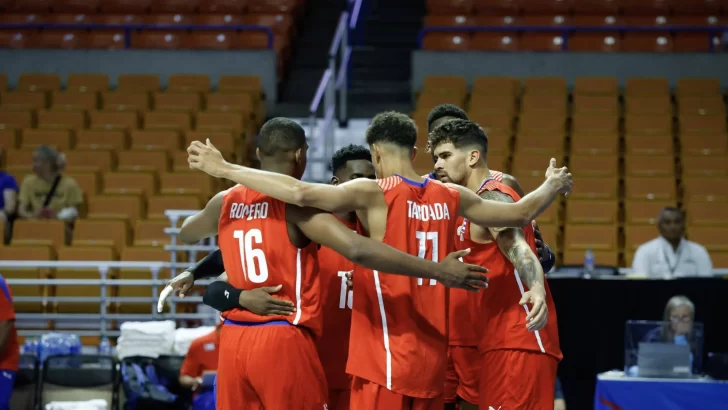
left=520, top=284, right=548, bottom=331
left=544, top=158, right=573, bottom=196
left=437, top=248, right=489, bottom=291
left=187, top=138, right=228, bottom=178
left=239, top=285, right=297, bottom=316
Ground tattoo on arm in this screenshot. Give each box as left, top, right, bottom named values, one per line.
left=479, top=190, right=544, bottom=288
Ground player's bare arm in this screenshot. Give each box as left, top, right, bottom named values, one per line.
left=501, top=173, right=526, bottom=197
left=187, top=139, right=379, bottom=213
left=455, top=159, right=572, bottom=227
left=178, top=191, right=225, bottom=244
left=290, top=206, right=489, bottom=290
left=480, top=190, right=548, bottom=332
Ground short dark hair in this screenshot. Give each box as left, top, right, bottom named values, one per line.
left=365, top=111, right=417, bottom=148
left=659, top=206, right=684, bottom=220
left=427, top=104, right=468, bottom=132
left=258, top=117, right=307, bottom=156
left=428, top=119, right=488, bottom=156
left=331, top=144, right=371, bottom=175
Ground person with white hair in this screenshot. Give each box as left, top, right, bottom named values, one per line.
left=643, top=295, right=702, bottom=374
left=17, top=145, right=82, bottom=222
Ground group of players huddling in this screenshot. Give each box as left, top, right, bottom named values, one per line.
left=160, top=104, right=573, bottom=410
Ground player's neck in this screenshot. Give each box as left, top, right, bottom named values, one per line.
left=261, top=162, right=297, bottom=178
left=465, top=165, right=491, bottom=193
left=379, top=158, right=422, bottom=181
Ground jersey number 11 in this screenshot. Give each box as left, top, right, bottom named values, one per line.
left=416, top=231, right=438, bottom=286
left=233, top=229, right=269, bottom=283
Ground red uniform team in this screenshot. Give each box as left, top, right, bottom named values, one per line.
left=177, top=108, right=572, bottom=410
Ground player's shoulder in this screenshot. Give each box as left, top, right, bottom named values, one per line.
left=478, top=182, right=516, bottom=203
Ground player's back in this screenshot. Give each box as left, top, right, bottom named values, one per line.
left=457, top=179, right=561, bottom=360
left=347, top=175, right=460, bottom=398
left=217, top=185, right=322, bottom=336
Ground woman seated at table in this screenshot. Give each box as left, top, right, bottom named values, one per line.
left=642, top=295, right=702, bottom=374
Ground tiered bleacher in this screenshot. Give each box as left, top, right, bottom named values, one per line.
left=422, top=0, right=726, bottom=51
left=412, top=75, right=728, bottom=268
left=0, top=72, right=263, bottom=340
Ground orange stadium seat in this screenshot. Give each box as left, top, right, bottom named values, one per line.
left=573, top=95, right=619, bottom=115
left=55, top=246, right=117, bottom=314
left=154, top=93, right=202, bottom=113
left=424, top=15, right=477, bottom=28
left=472, top=77, right=521, bottom=96
left=18, top=73, right=61, bottom=92
left=218, top=75, right=263, bottom=97
left=102, top=92, right=151, bottom=112
left=87, top=195, right=144, bottom=221
left=12, top=219, right=66, bottom=251
left=118, top=246, right=169, bottom=313
left=625, top=177, right=677, bottom=201
left=521, top=94, right=567, bottom=115
left=563, top=225, right=619, bottom=265
left=571, top=132, right=619, bottom=156
left=625, top=115, right=673, bottom=137
left=198, top=0, right=247, bottom=13
left=683, top=177, right=728, bottom=202
left=0, top=129, right=18, bottom=150
left=0, top=73, right=7, bottom=91
left=521, top=33, right=566, bottom=52
left=422, top=33, right=471, bottom=51
left=21, top=129, right=72, bottom=150
left=569, top=155, right=618, bottom=178
left=678, top=97, right=726, bottom=116
left=566, top=200, right=619, bottom=225
left=625, top=225, right=660, bottom=253
left=0, top=110, right=34, bottom=130
left=206, top=93, right=256, bottom=115
left=167, top=74, right=211, bottom=93
left=151, top=0, right=200, bottom=13
left=570, top=177, right=618, bottom=200
left=625, top=201, right=673, bottom=225
left=0, top=246, right=53, bottom=313
left=130, top=130, right=182, bottom=151
left=171, top=151, right=193, bottom=172
left=66, top=74, right=109, bottom=93
left=485, top=130, right=512, bottom=156
left=160, top=172, right=214, bottom=200
left=117, top=74, right=160, bottom=93
left=181, top=32, right=246, bottom=50
left=573, top=77, right=618, bottom=96
left=134, top=220, right=172, bottom=246
left=572, top=114, right=619, bottom=135
left=677, top=78, right=721, bottom=97
left=184, top=131, right=236, bottom=156
left=37, top=110, right=87, bottom=130
left=65, top=150, right=114, bottom=173
left=511, top=154, right=556, bottom=178
left=681, top=156, right=728, bottom=177
left=144, top=112, right=193, bottom=132
left=75, top=130, right=127, bottom=151
left=519, top=113, right=566, bottom=134
left=90, top=111, right=139, bottom=131
left=626, top=77, right=670, bottom=97
left=3, top=149, right=34, bottom=173
left=687, top=202, right=728, bottom=226
left=625, top=96, right=672, bottom=116
left=468, top=113, right=515, bottom=134
left=98, top=0, right=153, bottom=13
left=196, top=112, right=246, bottom=135
left=147, top=195, right=201, bottom=220
left=568, top=33, right=622, bottom=52
left=66, top=172, right=100, bottom=200
left=73, top=220, right=130, bottom=252
left=680, top=115, right=727, bottom=134
left=624, top=155, right=675, bottom=177
left=625, top=135, right=674, bottom=156
left=469, top=94, right=517, bottom=116
left=117, top=150, right=170, bottom=173
left=52, top=92, right=99, bottom=112
left=515, top=132, right=564, bottom=156
left=103, top=172, right=157, bottom=197
left=423, top=76, right=468, bottom=93
left=1, top=92, right=48, bottom=110
left=248, top=0, right=299, bottom=14
left=426, top=0, right=473, bottom=14
left=523, top=77, right=567, bottom=96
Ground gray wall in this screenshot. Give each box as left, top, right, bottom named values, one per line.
left=0, top=49, right=278, bottom=110
left=412, top=51, right=728, bottom=92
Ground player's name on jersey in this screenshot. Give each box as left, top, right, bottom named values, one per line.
left=229, top=202, right=269, bottom=220
left=406, top=200, right=451, bottom=222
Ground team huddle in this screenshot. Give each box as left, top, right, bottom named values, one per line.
left=163, top=105, right=573, bottom=410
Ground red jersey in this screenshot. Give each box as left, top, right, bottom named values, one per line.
left=347, top=175, right=461, bottom=398
left=179, top=330, right=220, bottom=377
left=316, top=215, right=357, bottom=390
left=217, top=186, right=322, bottom=337
left=449, top=170, right=503, bottom=346
left=457, top=180, right=562, bottom=360
left=0, top=274, right=18, bottom=371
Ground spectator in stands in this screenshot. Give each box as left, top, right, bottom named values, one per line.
left=0, top=274, right=19, bottom=410
left=631, top=207, right=712, bottom=278
left=0, top=171, right=18, bottom=244
left=180, top=325, right=219, bottom=410
left=554, top=377, right=566, bottom=410
left=17, top=146, right=82, bottom=222
left=643, top=295, right=702, bottom=374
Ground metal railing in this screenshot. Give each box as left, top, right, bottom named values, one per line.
left=0, top=23, right=275, bottom=49
left=418, top=25, right=728, bottom=51
left=306, top=0, right=365, bottom=181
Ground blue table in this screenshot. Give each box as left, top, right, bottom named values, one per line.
left=595, top=372, right=728, bottom=410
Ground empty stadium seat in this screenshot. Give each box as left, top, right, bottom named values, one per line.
left=134, top=220, right=171, bottom=246
left=103, top=172, right=157, bottom=196
left=130, top=130, right=182, bottom=151
left=625, top=201, right=673, bottom=225
left=683, top=177, right=728, bottom=202
left=624, top=155, right=675, bottom=177
left=55, top=246, right=117, bottom=314
left=52, top=92, right=99, bottom=112
left=118, top=246, right=169, bottom=314
left=144, top=112, right=193, bottom=132
left=75, top=130, right=127, bottom=151
left=147, top=195, right=201, bottom=220
left=682, top=156, right=728, bottom=177
left=625, top=225, right=660, bottom=253
left=87, top=195, right=144, bottom=221
left=687, top=202, right=728, bottom=226
left=625, top=135, right=674, bottom=156
left=0, top=246, right=53, bottom=313
left=21, top=129, right=71, bottom=150
left=571, top=177, right=619, bottom=200
left=563, top=225, right=619, bottom=266
left=160, top=172, right=213, bottom=200
left=1, top=92, right=48, bottom=111
left=688, top=226, right=728, bottom=252
left=66, top=74, right=109, bottom=93
left=90, top=111, right=139, bottom=131
left=625, top=177, right=677, bottom=201
left=117, top=74, right=160, bottom=93
left=73, top=220, right=130, bottom=252
left=566, top=200, right=618, bottom=225
left=12, top=220, right=66, bottom=251
left=102, top=92, right=151, bottom=112
left=117, top=150, right=170, bottom=172
left=569, top=155, right=619, bottom=178
left=65, top=150, right=114, bottom=173
left=154, top=92, right=203, bottom=113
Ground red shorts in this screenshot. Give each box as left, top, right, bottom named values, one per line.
left=444, top=346, right=481, bottom=405
left=350, top=377, right=443, bottom=410
left=216, top=321, right=328, bottom=410
left=328, top=387, right=351, bottom=410
left=480, top=349, right=558, bottom=410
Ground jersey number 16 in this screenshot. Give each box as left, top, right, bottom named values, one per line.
left=233, top=229, right=269, bottom=283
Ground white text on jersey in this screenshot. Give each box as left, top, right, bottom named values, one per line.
left=229, top=202, right=269, bottom=220
left=406, top=201, right=451, bottom=222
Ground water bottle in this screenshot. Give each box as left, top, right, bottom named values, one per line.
left=583, top=248, right=595, bottom=279
left=98, top=336, right=113, bottom=369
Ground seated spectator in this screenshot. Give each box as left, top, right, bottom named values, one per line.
left=643, top=295, right=702, bottom=374
left=554, top=377, right=566, bottom=410
left=631, top=207, right=712, bottom=278
left=0, top=274, right=19, bottom=410
left=0, top=172, right=18, bottom=244
left=180, top=325, right=219, bottom=410
left=17, top=146, right=82, bottom=222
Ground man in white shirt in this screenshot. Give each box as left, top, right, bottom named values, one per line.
left=632, top=207, right=713, bottom=278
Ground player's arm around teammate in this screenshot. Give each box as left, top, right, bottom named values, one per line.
left=188, top=140, right=572, bottom=228
left=481, top=190, right=549, bottom=331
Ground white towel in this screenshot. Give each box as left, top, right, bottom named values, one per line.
left=119, top=320, right=176, bottom=335
left=117, top=320, right=176, bottom=359
left=173, top=327, right=215, bottom=355
left=45, top=399, right=107, bottom=410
